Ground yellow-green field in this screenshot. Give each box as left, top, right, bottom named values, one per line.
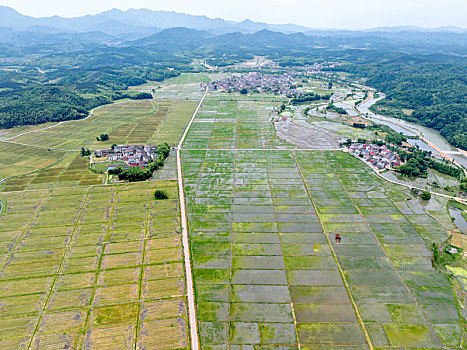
left=0, top=75, right=210, bottom=349
left=0, top=97, right=197, bottom=190
left=1, top=152, right=104, bottom=192
left=0, top=142, right=67, bottom=180
left=0, top=181, right=188, bottom=349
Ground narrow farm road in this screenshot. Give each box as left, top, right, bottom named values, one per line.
left=177, top=89, right=207, bottom=350
left=2, top=99, right=130, bottom=142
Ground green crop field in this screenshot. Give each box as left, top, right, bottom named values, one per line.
left=0, top=181, right=189, bottom=349
left=183, top=93, right=289, bottom=150
left=1, top=152, right=104, bottom=192
left=180, top=91, right=465, bottom=349
left=2, top=98, right=197, bottom=152
left=0, top=95, right=197, bottom=191
left=0, top=142, right=67, bottom=180
left=130, top=73, right=218, bottom=101
left=0, top=74, right=464, bottom=349
left=0, top=76, right=207, bottom=349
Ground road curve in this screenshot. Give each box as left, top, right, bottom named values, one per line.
left=177, top=89, right=207, bottom=350
left=2, top=99, right=130, bottom=142
left=347, top=150, right=467, bottom=205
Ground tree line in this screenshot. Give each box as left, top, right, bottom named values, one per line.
left=337, top=63, right=467, bottom=150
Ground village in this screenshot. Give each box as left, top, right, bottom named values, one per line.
left=347, top=143, right=401, bottom=170
left=201, top=72, right=303, bottom=95
left=94, top=144, right=160, bottom=171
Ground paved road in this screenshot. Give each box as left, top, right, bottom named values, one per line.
left=176, top=89, right=207, bottom=350
left=181, top=148, right=342, bottom=151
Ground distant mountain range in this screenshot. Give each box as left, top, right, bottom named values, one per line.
left=0, top=6, right=310, bottom=37
left=0, top=5, right=466, bottom=41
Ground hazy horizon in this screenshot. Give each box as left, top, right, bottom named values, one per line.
left=1, top=0, right=466, bottom=30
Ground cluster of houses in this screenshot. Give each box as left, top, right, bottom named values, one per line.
left=94, top=145, right=159, bottom=171
left=201, top=72, right=302, bottom=95
left=304, top=62, right=340, bottom=74
left=348, top=143, right=401, bottom=170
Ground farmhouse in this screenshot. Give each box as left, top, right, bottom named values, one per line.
left=349, top=143, right=401, bottom=170
left=94, top=145, right=160, bottom=170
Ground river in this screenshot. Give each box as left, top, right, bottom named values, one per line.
left=357, top=95, right=467, bottom=169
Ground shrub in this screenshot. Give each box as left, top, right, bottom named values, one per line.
left=154, top=190, right=168, bottom=200
left=420, top=190, right=431, bottom=201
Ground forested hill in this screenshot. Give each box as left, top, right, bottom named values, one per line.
left=338, top=63, right=467, bottom=150
left=0, top=47, right=193, bottom=129
left=0, top=26, right=466, bottom=149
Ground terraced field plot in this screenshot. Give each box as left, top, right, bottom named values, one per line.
left=1, top=152, right=104, bottom=192
left=0, top=181, right=189, bottom=349
left=180, top=92, right=464, bottom=349
left=183, top=94, right=290, bottom=150
left=1, top=98, right=197, bottom=190
left=0, top=142, right=67, bottom=180
left=4, top=99, right=197, bottom=151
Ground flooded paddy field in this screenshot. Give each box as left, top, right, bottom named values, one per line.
left=182, top=148, right=463, bottom=349
left=181, top=92, right=464, bottom=349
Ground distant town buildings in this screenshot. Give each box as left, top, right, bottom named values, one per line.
left=304, top=62, right=340, bottom=74
left=201, top=72, right=302, bottom=96
left=348, top=143, right=401, bottom=170
left=94, top=145, right=159, bottom=170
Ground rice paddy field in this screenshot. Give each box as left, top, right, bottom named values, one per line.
left=2, top=99, right=197, bottom=152
left=180, top=93, right=465, bottom=349
left=183, top=93, right=290, bottom=150
left=0, top=142, right=67, bottom=180
left=130, top=73, right=217, bottom=101
left=0, top=97, right=197, bottom=190
left=1, top=152, right=105, bottom=192
left=0, top=73, right=464, bottom=349
left=0, top=76, right=207, bottom=349
left=0, top=180, right=189, bottom=349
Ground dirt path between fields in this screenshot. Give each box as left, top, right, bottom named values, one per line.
left=176, top=89, right=207, bottom=350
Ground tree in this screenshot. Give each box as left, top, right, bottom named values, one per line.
left=461, top=178, right=467, bottom=192
left=240, top=89, right=248, bottom=95
left=97, top=134, right=109, bottom=141
left=117, top=166, right=152, bottom=182
left=154, top=190, right=169, bottom=200
left=157, top=142, right=171, bottom=159
left=80, top=148, right=91, bottom=157
left=108, top=166, right=124, bottom=175
left=111, top=144, right=117, bottom=150
left=420, top=190, right=431, bottom=201
left=328, top=81, right=333, bottom=89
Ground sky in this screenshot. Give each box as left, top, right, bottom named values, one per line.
left=1, top=0, right=466, bottom=29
